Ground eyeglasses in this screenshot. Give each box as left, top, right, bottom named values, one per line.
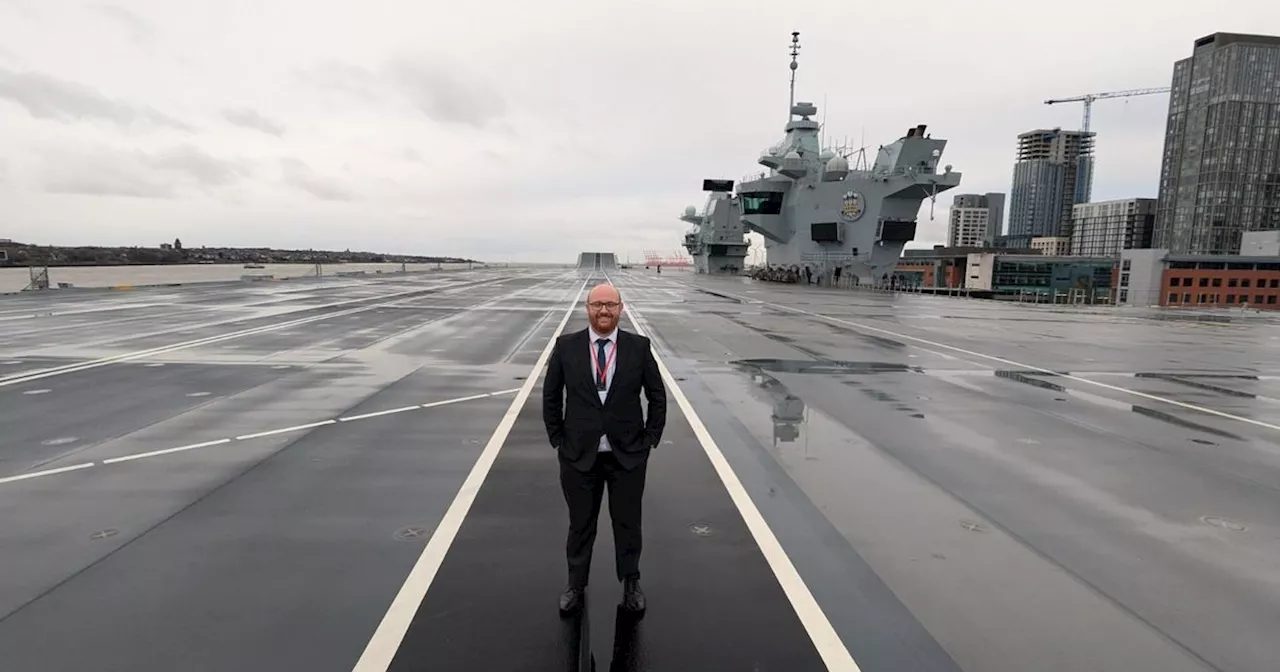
left=588, top=301, right=621, bottom=310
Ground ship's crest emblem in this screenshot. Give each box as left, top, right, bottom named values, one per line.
left=840, top=191, right=865, bottom=222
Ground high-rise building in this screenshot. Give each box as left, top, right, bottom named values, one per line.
left=1154, top=32, right=1280, bottom=255
left=1008, top=128, right=1095, bottom=240
left=1071, top=198, right=1157, bottom=257
left=947, top=193, right=1006, bottom=247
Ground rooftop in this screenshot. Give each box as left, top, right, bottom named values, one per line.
left=901, top=246, right=1041, bottom=261
left=1194, top=32, right=1280, bottom=49
left=1167, top=254, right=1280, bottom=265
left=1016, top=127, right=1095, bottom=139
left=998, top=255, right=1118, bottom=263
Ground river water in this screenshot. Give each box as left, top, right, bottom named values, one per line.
left=0, top=262, right=487, bottom=294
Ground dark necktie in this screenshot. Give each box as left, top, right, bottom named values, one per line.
left=595, top=338, right=609, bottom=390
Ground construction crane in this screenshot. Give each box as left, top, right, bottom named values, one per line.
left=1044, top=87, right=1171, bottom=133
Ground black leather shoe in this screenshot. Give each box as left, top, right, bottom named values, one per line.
left=620, top=577, right=645, bottom=613
left=559, top=587, right=584, bottom=615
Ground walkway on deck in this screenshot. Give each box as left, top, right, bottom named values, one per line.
left=377, top=311, right=829, bottom=670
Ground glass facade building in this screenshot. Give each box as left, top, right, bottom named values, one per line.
left=966, top=252, right=1117, bottom=302
left=1070, top=198, right=1157, bottom=257
left=1154, top=32, right=1280, bottom=255
left=1009, top=129, right=1095, bottom=240
left=989, top=256, right=1115, bottom=296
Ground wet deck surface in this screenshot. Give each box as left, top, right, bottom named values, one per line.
left=1, top=268, right=1278, bottom=671
left=386, top=312, right=829, bottom=671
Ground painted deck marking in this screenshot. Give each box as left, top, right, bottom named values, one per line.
left=349, top=276, right=588, bottom=671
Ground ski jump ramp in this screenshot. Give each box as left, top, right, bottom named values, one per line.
left=575, top=252, right=618, bottom=271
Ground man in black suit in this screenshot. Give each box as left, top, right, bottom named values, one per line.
left=542, top=282, right=666, bottom=616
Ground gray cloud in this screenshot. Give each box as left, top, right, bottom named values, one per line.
left=44, top=172, right=174, bottom=199
left=384, top=58, right=505, bottom=128
left=1, top=0, right=1275, bottom=265
left=222, top=108, right=285, bottom=136
left=0, top=0, right=36, bottom=20
left=94, top=4, right=156, bottom=44
left=0, top=67, right=191, bottom=131
left=38, top=143, right=251, bottom=198
left=295, top=57, right=506, bottom=128
left=293, top=61, right=384, bottom=101
left=150, top=145, right=252, bottom=186
left=279, top=158, right=354, bottom=201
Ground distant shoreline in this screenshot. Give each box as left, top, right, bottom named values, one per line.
left=0, top=259, right=475, bottom=268
left=0, top=241, right=478, bottom=267
left=0, top=260, right=482, bottom=295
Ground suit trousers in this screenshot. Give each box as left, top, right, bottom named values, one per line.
left=560, top=449, right=647, bottom=589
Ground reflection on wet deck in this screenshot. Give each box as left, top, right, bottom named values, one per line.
left=619, top=269, right=1280, bottom=672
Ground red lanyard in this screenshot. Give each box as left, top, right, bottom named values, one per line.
left=591, top=338, right=617, bottom=388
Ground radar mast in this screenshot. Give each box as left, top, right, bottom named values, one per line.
left=788, top=31, right=800, bottom=123
left=677, top=31, right=963, bottom=285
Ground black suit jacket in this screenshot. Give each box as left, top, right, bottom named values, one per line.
left=542, top=327, right=667, bottom=472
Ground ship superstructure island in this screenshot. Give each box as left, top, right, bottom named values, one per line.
left=681, top=32, right=963, bottom=284
left=680, top=179, right=749, bottom=275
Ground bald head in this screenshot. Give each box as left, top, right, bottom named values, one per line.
left=586, top=283, right=620, bottom=304
left=585, top=282, right=622, bottom=334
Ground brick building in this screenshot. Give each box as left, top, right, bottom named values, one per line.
left=1158, top=257, right=1280, bottom=308
left=1118, top=232, right=1280, bottom=309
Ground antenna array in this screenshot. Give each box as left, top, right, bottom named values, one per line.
left=787, top=31, right=800, bottom=122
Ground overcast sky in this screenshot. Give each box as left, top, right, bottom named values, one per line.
left=0, top=0, right=1275, bottom=263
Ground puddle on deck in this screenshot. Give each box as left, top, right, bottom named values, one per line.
left=731, top=358, right=922, bottom=375
left=728, top=359, right=928, bottom=447
left=990, top=370, right=1245, bottom=441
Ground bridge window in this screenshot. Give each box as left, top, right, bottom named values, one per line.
left=879, top=220, right=917, bottom=243
left=740, top=192, right=783, bottom=215
left=810, top=222, right=840, bottom=242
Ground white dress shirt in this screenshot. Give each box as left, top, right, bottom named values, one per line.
left=589, top=326, right=618, bottom=452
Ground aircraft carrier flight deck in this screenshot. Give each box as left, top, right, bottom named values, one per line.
left=2, top=266, right=1278, bottom=672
